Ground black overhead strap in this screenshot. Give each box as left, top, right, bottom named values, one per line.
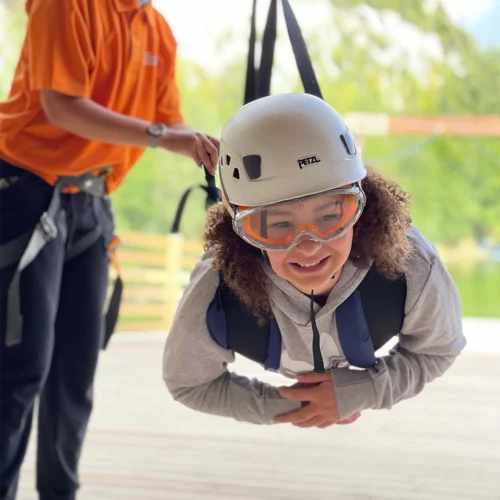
left=244, top=0, right=277, bottom=105
left=258, top=0, right=278, bottom=100
left=281, top=0, right=322, bottom=99
left=203, top=166, right=221, bottom=210
left=244, top=0, right=259, bottom=105
left=244, top=0, right=323, bottom=105
left=358, top=266, right=407, bottom=351
left=171, top=166, right=221, bottom=234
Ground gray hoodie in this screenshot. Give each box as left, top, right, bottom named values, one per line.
left=163, top=226, right=466, bottom=423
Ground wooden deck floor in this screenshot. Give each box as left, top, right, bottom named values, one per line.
left=17, top=319, right=500, bottom=500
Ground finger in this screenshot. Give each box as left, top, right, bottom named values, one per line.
left=196, top=142, right=213, bottom=174
left=203, top=137, right=219, bottom=170
left=318, top=420, right=336, bottom=429
left=201, top=137, right=218, bottom=173
left=338, top=412, right=361, bottom=425
left=277, top=385, right=322, bottom=402
left=194, top=151, right=203, bottom=169
left=208, top=136, right=221, bottom=149
left=274, top=404, right=318, bottom=424
left=293, top=415, right=326, bottom=428
left=342, top=412, right=361, bottom=422
left=296, top=372, right=331, bottom=384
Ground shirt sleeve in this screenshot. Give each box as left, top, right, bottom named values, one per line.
left=330, top=253, right=466, bottom=420
left=162, top=253, right=301, bottom=424
left=154, top=13, right=183, bottom=124
left=26, top=0, right=93, bottom=97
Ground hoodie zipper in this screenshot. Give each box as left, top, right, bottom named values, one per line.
left=310, top=290, right=325, bottom=373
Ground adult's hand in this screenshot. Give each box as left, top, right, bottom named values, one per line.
left=161, top=128, right=220, bottom=174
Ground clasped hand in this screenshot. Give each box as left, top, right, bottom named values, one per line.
left=274, top=372, right=361, bottom=428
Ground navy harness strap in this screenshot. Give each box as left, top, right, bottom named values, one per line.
left=206, top=274, right=282, bottom=371
left=206, top=267, right=406, bottom=371
left=336, top=289, right=376, bottom=369
left=358, top=266, right=407, bottom=351
left=336, top=267, right=407, bottom=368
left=219, top=280, right=269, bottom=363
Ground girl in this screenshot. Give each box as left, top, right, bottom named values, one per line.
left=163, top=93, right=465, bottom=428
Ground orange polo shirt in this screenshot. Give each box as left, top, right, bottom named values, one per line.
left=0, top=0, right=183, bottom=193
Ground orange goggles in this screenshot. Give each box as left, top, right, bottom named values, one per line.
left=232, top=185, right=365, bottom=251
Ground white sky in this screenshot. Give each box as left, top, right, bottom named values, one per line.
left=153, top=0, right=496, bottom=91
left=0, top=0, right=495, bottom=94
left=155, top=0, right=332, bottom=87
left=439, top=0, right=494, bottom=23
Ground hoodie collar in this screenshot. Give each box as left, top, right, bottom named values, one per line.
left=264, top=260, right=370, bottom=326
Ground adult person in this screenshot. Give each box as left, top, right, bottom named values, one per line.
left=0, top=1, right=219, bottom=499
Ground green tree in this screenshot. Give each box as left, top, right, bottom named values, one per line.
left=0, top=2, right=27, bottom=98
left=311, top=0, right=500, bottom=245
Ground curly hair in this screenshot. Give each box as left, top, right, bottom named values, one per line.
left=204, top=167, right=413, bottom=320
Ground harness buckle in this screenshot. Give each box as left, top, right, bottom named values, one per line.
left=39, top=212, right=58, bottom=240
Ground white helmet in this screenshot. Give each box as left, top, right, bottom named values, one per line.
left=219, top=93, right=366, bottom=207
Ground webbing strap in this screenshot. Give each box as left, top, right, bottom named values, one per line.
left=358, top=266, right=406, bottom=351
left=258, top=0, right=278, bottom=100
left=244, top=0, right=259, bottom=105
left=171, top=186, right=197, bottom=234
left=103, top=235, right=123, bottom=350
left=281, top=0, right=322, bottom=99
left=5, top=180, right=65, bottom=346
left=3, top=172, right=115, bottom=347
left=244, top=0, right=323, bottom=105
left=218, top=275, right=270, bottom=365
left=244, top=0, right=278, bottom=105
left=65, top=227, right=102, bottom=262
left=0, top=231, right=32, bottom=270
left=171, top=167, right=220, bottom=234
left=216, top=265, right=406, bottom=369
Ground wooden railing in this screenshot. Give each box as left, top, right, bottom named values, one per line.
left=113, top=231, right=204, bottom=332
left=111, top=231, right=489, bottom=334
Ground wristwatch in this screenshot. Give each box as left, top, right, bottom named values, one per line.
left=146, top=122, right=167, bottom=148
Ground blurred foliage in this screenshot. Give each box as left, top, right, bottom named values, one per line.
left=448, top=261, right=500, bottom=318
left=1, top=0, right=499, bottom=246
left=319, top=0, right=500, bottom=245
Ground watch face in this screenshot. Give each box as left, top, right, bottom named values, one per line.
left=149, top=123, right=164, bottom=137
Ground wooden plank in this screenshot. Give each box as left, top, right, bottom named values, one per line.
left=121, top=268, right=167, bottom=285
left=117, top=249, right=165, bottom=268
left=122, top=286, right=165, bottom=303
left=114, top=321, right=166, bottom=332
left=183, top=239, right=204, bottom=255
left=119, top=231, right=167, bottom=251
left=120, top=303, right=166, bottom=318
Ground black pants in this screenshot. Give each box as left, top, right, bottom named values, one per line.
left=0, top=161, right=111, bottom=500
